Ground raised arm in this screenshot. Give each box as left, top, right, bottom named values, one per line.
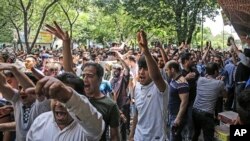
left=45, top=22, right=75, bottom=74
left=157, top=43, right=168, bottom=63
left=0, top=73, right=16, bottom=101
left=230, top=39, right=250, bottom=66
left=114, top=51, right=130, bottom=76
left=137, top=30, right=166, bottom=92
left=0, top=63, right=35, bottom=89
left=35, top=76, right=104, bottom=140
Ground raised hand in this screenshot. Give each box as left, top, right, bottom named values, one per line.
left=137, top=29, right=148, bottom=53
left=113, top=51, right=123, bottom=60
left=35, top=76, right=72, bottom=103
left=45, top=21, right=70, bottom=41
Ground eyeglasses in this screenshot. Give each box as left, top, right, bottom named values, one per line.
left=82, top=73, right=96, bottom=79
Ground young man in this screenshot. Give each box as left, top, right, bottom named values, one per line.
left=45, top=22, right=120, bottom=141
left=192, top=62, right=226, bottom=141
left=110, top=51, right=130, bottom=141
left=82, top=62, right=120, bottom=141
left=166, top=60, right=189, bottom=141
left=0, top=63, right=51, bottom=141
left=129, top=30, right=168, bottom=141
left=26, top=73, right=105, bottom=141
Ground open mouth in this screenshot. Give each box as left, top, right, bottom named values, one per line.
left=20, top=95, right=28, bottom=100
left=84, top=84, right=90, bottom=91
left=55, top=111, right=67, bottom=120
left=139, top=76, right=145, bottom=81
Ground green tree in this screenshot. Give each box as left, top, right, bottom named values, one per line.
left=121, top=0, right=218, bottom=44
left=0, top=0, right=59, bottom=53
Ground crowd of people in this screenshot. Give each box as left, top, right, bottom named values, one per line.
left=0, top=22, right=250, bottom=141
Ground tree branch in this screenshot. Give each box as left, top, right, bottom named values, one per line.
left=26, top=0, right=32, bottom=10
left=18, top=0, right=25, bottom=11
left=30, top=0, right=59, bottom=53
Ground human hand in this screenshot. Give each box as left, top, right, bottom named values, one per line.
left=45, top=21, right=70, bottom=41
left=35, top=76, right=73, bottom=103
left=185, top=72, right=195, bottom=80
left=137, top=29, right=148, bottom=53
left=113, top=51, right=123, bottom=60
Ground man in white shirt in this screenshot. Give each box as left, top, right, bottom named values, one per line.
left=26, top=73, right=105, bottom=141
left=129, top=30, right=168, bottom=141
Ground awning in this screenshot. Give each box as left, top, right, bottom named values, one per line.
left=218, top=0, right=250, bottom=44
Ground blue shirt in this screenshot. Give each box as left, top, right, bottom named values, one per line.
left=99, top=80, right=112, bottom=95
left=168, top=79, right=189, bottom=115
left=224, top=61, right=235, bottom=89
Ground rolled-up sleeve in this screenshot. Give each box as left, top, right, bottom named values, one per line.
left=64, top=90, right=105, bottom=141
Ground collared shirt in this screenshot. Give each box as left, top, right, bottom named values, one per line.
left=26, top=90, right=105, bottom=141
left=134, top=81, right=168, bottom=141
left=10, top=91, right=51, bottom=141
left=193, top=77, right=224, bottom=114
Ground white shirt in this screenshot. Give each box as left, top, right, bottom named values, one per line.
left=134, top=81, right=168, bottom=141
left=11, top=92, right=51, bottom=141
left=26, top=90, right=105, bottom=141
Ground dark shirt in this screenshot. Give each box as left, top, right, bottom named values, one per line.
left=235, top=62, right=250, bottom=82
left=168, top=79, right=189, bottom=115
left=182, top=67, right=199, bottom=103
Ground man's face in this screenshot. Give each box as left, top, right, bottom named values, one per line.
left=51, top=99, right=72, bottom=126
left=158, top=57, right=165, bottom=69
left=214, top=57, right=221, bottom=65
left=82, top=66, right=101, bottom=96
left=47, top=67, right=59, bottom=77
left=165, top=66, right=172, bottom=78
left=138, top=67, right=152, bottom=85
left=6, top=76, right=18, bottom=89
left=25, top=57, right=36, bottom=70
left=112, top=67, right=121, bottom=78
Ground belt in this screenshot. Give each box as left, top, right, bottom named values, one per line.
left=192, top=108, right=213, bottom=118
left=236, top=81, right=246, bottom=85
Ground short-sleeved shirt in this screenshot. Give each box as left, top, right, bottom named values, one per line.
left=168, top=79, right=189, bottom=115
left=134, top=81, right=168, bottom=141
left=89, top=96, right=120, bottom=141
left=193, top=77, right=224, bottom=114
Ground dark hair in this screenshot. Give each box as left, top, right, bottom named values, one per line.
left=3, top=70, right=14, bottom=77
left=25, top=72, right=38, bottom=84
left=180, top=52, right=192, bottom=64
left=237, top=89, right=250, bottom=125
left=138, top=55, right=147, bottom=69
left=56, top=72, right=84, bottom=95
left=205, top=62, right=219, bottom=75
left=137, top=55, right=158, bottom=69
left=83, top=62, right=104, bottom=79
left=167, top=60, right=180, bottom=72
left=128, top=55, right=136, bottom=63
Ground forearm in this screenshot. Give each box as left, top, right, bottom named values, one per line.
left=129, top=111, right=138, bottom=139
left=65, top=90, right=104, bottom=140
left=0, top=85, right=16, bottom=101
left=0, top=122, right=16, bottom=131
left=119, top=58, right=130, bottom=76
left=176, top=100, right=188, bottom=121
left=11, top=66, right=35, bottom=89
left=160, top=48, right=168, bottom=63
left=63, top=40, right=75, bottom=73
left=144, top=50, right=162, bottom=81
left=110, top=127, right=120, bottom=141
